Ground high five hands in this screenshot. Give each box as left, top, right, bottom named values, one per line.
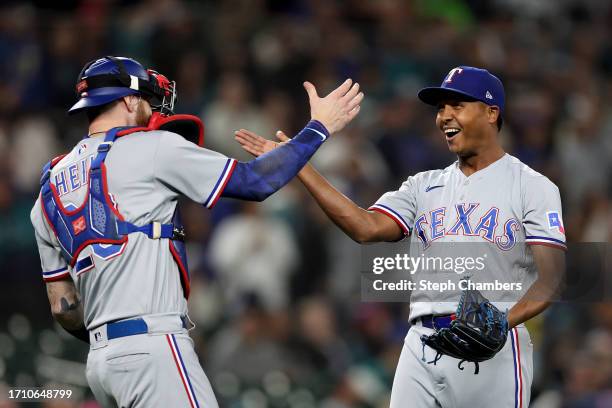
left=305, top=79, right=363, bottom=134
left=235, top=79, right=363, bottom=157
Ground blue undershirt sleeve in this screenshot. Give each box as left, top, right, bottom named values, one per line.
left=222, top=120, right=329, bottom=201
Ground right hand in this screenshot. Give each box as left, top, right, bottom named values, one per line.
left=234, top=129, right=290, bottom=158
left=304, top=79, right=363, bottom=134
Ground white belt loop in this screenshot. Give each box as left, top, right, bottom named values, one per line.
left=151, top=222, right=162, bottom=239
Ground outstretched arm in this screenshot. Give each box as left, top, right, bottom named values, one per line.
left=222, top=79, right=363, bottom=202
left=235, top=129, right=403, bottom=243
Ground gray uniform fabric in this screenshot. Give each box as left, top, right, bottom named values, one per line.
left=369, top=154, right=564, bottom=407
left=31, top=130, right=234, bottom=407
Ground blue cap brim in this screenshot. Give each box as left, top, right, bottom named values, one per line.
left=68, top=87, right=139, bottom=115
left=417, top=87, right=479, bottom=107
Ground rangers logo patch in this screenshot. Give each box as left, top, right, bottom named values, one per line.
left=72, top=216, right=87, bottom=235
left=547, top=211, right=565, bottom=234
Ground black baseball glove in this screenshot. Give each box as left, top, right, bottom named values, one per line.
left=420, top=286, right=508, bottom=374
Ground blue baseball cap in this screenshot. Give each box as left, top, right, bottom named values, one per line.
left=418, top=66, right=505, bottom=115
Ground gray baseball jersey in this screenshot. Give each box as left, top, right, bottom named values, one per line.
left=369, top=153, right=564, bottom=408
left=369, top=153, right=566, bottom=320
left=31, top=130, right=235, bottom=329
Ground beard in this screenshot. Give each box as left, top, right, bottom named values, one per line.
left=135, top=99, right=152, bottom=127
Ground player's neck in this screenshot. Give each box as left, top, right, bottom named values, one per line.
left=88, top=114, right=135, bottom=137
left=457, top=146, right=505, bottom=176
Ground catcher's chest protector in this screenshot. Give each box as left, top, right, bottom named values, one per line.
left=39, top=126, right=192, bottom=298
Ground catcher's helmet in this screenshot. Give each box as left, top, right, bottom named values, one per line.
left=68, top=56, right=176, bottom=115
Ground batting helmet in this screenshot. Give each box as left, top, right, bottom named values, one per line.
left=68, top=56, right=177, bottom=115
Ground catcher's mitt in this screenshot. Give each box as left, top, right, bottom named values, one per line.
left=420, top=285, right=508, bottom=374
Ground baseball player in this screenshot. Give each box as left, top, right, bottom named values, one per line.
left=236, top=66, right=566, bottom=407
left=30, top=56, right=363, bottom=407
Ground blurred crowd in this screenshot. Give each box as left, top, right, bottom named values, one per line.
left=0, top=0, right=611, bottom=407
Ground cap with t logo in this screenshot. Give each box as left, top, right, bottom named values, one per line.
left=417, top=66, right=505, bottom=114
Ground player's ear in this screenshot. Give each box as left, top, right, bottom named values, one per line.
left=122, top=95, right=139, bottom=113
left=487, top=106, right=500, bottom=126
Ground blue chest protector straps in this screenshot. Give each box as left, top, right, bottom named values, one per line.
left=222, top=120, right=329, bottom=201
left=40, top=126, right=192, bottom=297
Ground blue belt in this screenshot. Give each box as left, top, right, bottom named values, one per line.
left=418, top=314, right=455, bottom=330
left=107, top=318, right=149, bottom=340
left=105, top=317, right=188, bottom=340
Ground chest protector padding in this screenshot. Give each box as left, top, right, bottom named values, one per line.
left=39, top=125, right=192, bottom=298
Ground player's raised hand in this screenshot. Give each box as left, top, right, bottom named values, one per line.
left=304, top=79, right=363, bottom=134
left=234, top=129, right=291, bottom=157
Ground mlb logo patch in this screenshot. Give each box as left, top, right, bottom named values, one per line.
left=78, top=143, right=88, bottom=155
left=547, top=211, right=565, bottom=234
left=72, top=216, right=87, bottom=235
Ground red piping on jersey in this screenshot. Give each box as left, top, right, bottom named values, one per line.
left=208, top=159, right=237, bottom=209
left=43, top=272, right=71, bottom=282
left=514, top=328, right=523, bottom=408
left=166, top=335, right=197, bottom=408
left=169, top=241, right=190, bottom=298
left=369, top=206, right=410, bottom=234
left=526, top=241, right=567, bottom=251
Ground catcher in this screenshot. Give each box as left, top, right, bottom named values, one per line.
left=30, top=56, right=362, bottom=407
left=236, top=66, right=566, bottom=407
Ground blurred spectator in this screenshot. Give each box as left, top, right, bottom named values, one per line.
left=208, top=201, right=299, bottom=311
left=202, top=72, right=275, bottom=160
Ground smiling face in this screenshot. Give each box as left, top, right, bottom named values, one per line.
left=435, top=98, right=500, bottom=159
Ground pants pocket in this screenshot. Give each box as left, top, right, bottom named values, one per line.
left=106, top=352, right=151, bottom=366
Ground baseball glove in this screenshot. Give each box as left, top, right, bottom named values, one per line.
left=420, top=286, right=508, bottom=374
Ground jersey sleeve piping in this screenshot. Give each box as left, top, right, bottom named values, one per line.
left=203, top=158, right=237, bottom=209
left=368, top=204, right=411, bottom=236
left=42, top=266, right=70, bottom=282
left=525, top=235, right=567, bottom=251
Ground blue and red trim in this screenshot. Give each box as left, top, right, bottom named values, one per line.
left=204, top=158, right=237, bottom=209
left=169, top=241, right=190, bottom=298
left=525, top=235, right=566, bottom=251
left=42, top=266, right=70, bottom=282
left=75, top=255, right=95, bottom=276
left=166, top=334, right=200, bottom=408
left=510, top=328, right=523, bottom=408
left=368, top=204, right=411, bottom=236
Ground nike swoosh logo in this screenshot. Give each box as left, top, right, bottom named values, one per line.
left=425, top=185, right=444, bottom=192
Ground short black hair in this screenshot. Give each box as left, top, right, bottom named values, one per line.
left=86, top=100, right=120, bottom=123
left=497, top=116, right=503, bottom=131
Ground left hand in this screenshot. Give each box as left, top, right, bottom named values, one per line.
left=234, top=129, right=290, bottom=157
